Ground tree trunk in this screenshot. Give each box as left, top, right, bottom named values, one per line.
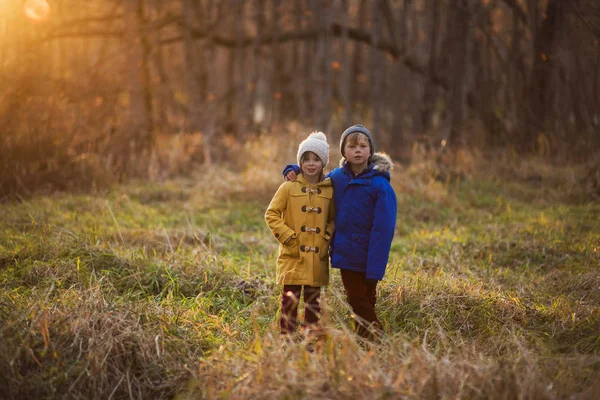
left=293, top=0, right=308, bottom=122
left=390, top=0, right=411, bottom=158
left=322, top=2, right=334, bottom=132
left=339, top=0, right=352, bottom=129
left=407, top=0, right=423, bottom=135
left=351, top=0, right=368, bottom=117
left=203, top=0, right=217, bottom=165
left=310, top=0, right=327, bottom=129
left=150, top=0, right=177, bottom=132
left=446, top=0, right=471, bottom=149
left=595, top=43, right=600, bottom=136
left=371, top=0, right=384, bottom=144
left=505, top=8, right=521, bottom=143
left=528, top=0, right=564, bottom=152
left=123, top=0, right=152, bottom=171
left=226, top=45, right=235, bottom=123
left=0, top=11, right=7, bottom=77
left=270, top=0, right=282, bottom=131
left=182, top=0, right=204, bottom=135
left=234, top=0, right=247, bottom=136
left=138, top=0, right=154, bottom=137
left=248, top=0, right=265, bottom=127
left=421, top=0, right=439, bottom=133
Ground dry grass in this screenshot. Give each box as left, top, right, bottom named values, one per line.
left=1, top=283, right=192, bottom=399
left=1, top=136, right=599, bottom=399
left=181, top=333, right=557, bottom=400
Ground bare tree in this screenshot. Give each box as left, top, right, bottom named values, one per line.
left=234, top=0, right=247, bottom=136
left=293, top=0, right=308, bottom=122
left=203, top=0, right=217, bottom=164
left=270, top=0, right=283, bottom=131
left=421, top=0, right=439, bottom=133
left=339, top=0, right=352, bottom=129
left=309, top=0, right=331, bottom=130
left=149, top=0, right=179, bottom=132
left=351, top=0, right=368, bottom=117
left=248, top=0, right=265, bottom=128
left=371, top=0, right=384, bottom=145
left=182, top=0, right=204, bottom=142
left=123, top=0, right=152, bottom=164
left=445, top=0, right=471, bottom=148
left=528, top=0, right=565, bottom=152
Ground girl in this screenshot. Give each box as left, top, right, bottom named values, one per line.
left=265, top=132, right=335, bottom=335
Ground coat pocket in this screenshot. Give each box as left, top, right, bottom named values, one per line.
left=280, top=237, right=300, bottom=258
left=316, top=233, right=331, bottom=260
left=350, top=233, right=369, bottom=264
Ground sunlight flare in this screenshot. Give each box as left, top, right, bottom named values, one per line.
left=24, top=0, right=50, bottom=22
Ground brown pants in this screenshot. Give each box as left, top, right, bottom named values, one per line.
left=340, top=269, right=382, bottom=340
left=280, top=285, right=321, bottom=334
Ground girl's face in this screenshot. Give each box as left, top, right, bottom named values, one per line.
left=300, top=151, right=324, bottom=179
left=343, top=134, right=370, bottom=168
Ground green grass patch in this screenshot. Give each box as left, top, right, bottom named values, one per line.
left=1, top=163, right=599, bottom=398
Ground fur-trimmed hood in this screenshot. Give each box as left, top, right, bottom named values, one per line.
left=371, top=152, right=393, bottom=173
left=339, top=152, right=394, bottom=173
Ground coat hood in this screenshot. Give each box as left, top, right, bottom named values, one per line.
left=296, top=173, right=332, bottom=186
left=371, top=152, right=393, bottom=173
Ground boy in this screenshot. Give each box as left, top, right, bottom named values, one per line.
left=284, top=124, right=396, bottom=340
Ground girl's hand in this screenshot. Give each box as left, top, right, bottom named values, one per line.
left=285, top=171, right=297, bottom=181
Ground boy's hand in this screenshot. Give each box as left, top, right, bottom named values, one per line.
left=285, top=171, right=297, bottom=181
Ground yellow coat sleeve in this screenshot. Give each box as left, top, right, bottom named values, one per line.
left=265, top=183, right=297, bottom=245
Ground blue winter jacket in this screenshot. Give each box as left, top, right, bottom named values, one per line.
left=283, top=153, right=397, bottom=280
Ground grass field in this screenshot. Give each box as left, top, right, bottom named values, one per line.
left=1, top=150, right=599, bottom=399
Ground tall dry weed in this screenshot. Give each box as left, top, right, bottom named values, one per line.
left=178, top=328, right=588, bottom=400
left=0, top=282, right=194, bottom=399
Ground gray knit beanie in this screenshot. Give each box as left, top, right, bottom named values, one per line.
left=297, top=131, right=329, bottom=167
left=340, top=124, right=375, bottom=157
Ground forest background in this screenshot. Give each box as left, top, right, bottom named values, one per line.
left=0, top=0, right=599, bottom=398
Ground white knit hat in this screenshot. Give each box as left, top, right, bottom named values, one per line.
left=297, top=131, right=329, bottom=167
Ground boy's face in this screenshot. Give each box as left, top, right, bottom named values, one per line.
left=300, top=151, right=324, bottom=179
left=343, top=134, right=370, bottom=168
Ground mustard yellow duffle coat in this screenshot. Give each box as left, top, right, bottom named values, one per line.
left=265, top=174, right=335, bottom=286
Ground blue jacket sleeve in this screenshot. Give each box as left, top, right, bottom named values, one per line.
left=366, top=182, right=397, bottom=281
left=282, top=164, right=301, bottom=178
